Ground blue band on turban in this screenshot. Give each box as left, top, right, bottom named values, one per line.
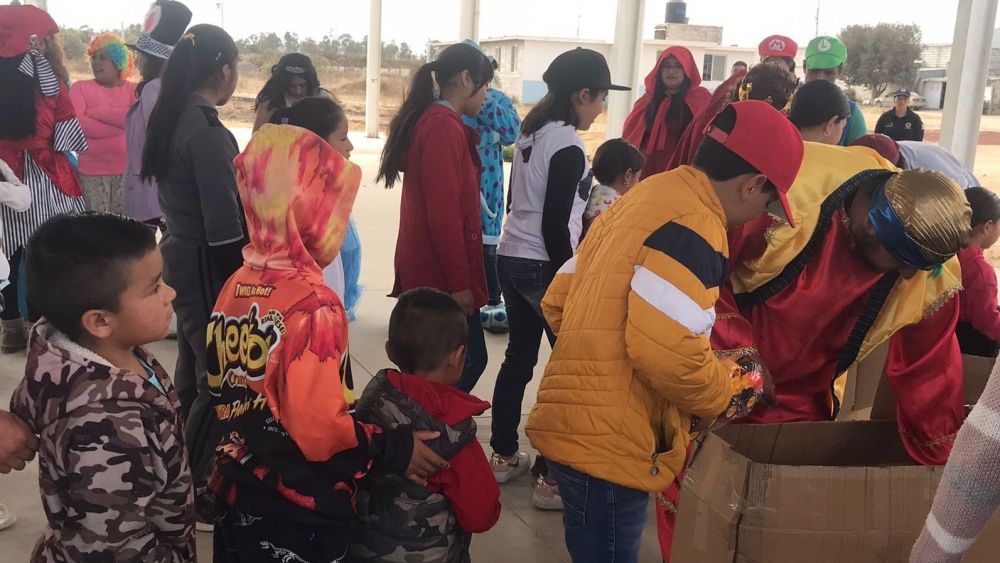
left=867, top=184, right=937, bottom=271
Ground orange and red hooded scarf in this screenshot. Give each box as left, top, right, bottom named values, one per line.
left=623, top=46, right=712, bottom=178
left=208, top=124, right=412, bottom=526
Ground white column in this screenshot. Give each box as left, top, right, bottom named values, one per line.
left=365, top=0, right=383, bottom=138
left=939, top=0, right=999, bottom=168
left=459, top=0, right=480, bottom=42
left=606, top=0, right=644, bottom=140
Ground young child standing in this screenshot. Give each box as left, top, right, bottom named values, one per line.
left=490, top=48, right=629, bottom=506
left=378, top=40, right=496, bottom=393
left=210, top=118, right=447, bottom=562
left=10, top=213, right=193, bottom=561
left=584, top=138, right=645, bottom=230
left=955, top=186, right=1000, bottom=356
left=352, top=288, right=501, bottom=562
left=526, top=101, right=802, bottom=562
left=462, top=81, right=522, bottom=333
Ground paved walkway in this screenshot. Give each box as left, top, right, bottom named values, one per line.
left=0, top=134, right=662, bottom=561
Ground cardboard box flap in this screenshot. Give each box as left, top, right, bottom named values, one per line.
left=715, top=421, right=912, bottom=466
left=674, top=422, right=1000, bottom=562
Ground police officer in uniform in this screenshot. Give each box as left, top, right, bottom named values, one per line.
left=875, top=89, right=924, bottom=142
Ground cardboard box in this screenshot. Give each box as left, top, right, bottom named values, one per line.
left=672, top=421, right=1000, bottom=563
left=836, top=346, right=996, bottom=421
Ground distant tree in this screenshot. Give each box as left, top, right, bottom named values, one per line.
left=59, top=26, right=94, bottom=59
left=338, top=33, right=358, bottom=55
left=122, top=23, right=142, bottom=44
left=840, top=23, right=922, bottom=103
left=382, top=40, right=399, bottom=60
left=300, top=37, right=318, bottom=55
left=239, top=32, right=282, bottom=54
left=399, top=41, right=414, bottom=59
left=283, top=31, right=299, bottom=53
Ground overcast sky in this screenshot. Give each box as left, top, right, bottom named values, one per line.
left=48, top=0, right=984, bottom=52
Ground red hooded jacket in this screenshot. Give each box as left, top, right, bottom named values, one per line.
left=623, top=47, right=712, bottom=179
left=385, top=371, right=501, bottom=533
left=392, top=103, right=488, bottom=309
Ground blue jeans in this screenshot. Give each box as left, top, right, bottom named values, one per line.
left=456, top=311, right=488, bottom=393
left=490, top=255, right=556, bottom=456
left=548, top=461, right=650, bottom=563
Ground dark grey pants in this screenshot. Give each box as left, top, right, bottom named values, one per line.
left=162, top=236, right=226, bottom=510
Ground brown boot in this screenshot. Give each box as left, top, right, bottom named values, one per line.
left=1, top=318, right=26, bottom=354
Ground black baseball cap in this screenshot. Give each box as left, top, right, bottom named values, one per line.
left=543, top=48, right=631, bottom=95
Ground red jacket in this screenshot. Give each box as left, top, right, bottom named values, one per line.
left=392, top=103, right=488, bottom=308
left=384, top=370, right=501, bottom=533
left=622, top=47, right=712, bottom=179
left=958, top=245, right=1000, bottom=341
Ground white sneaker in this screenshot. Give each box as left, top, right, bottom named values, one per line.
left=532, top=476, right=564, bottom=510
left=490, top=452, right=531, bottom=484
left=0, top=504, right=16, bottom=531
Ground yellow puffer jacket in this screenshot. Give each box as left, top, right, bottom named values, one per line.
left=526, top=166, right=745, bottom=493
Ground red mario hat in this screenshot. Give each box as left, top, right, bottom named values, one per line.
left=704, top=101, right=804, bottom=227
left=0, top=5, right=58, bottom=58
left=758, top=35, right=798, bottom=59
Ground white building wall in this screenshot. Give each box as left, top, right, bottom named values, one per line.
left=481, top=37, right=758, bottom=103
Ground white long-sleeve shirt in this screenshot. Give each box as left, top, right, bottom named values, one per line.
left=0, top=158, right=32, bottom=285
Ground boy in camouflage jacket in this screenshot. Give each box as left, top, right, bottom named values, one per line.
left=352, top=289, right=502, bottom=563
left=10, top=214, right=194, bottom=562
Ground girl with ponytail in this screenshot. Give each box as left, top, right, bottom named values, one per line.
left=140, top=23, right=241, bottom=523
left=379, top=40, right=495, bottom=392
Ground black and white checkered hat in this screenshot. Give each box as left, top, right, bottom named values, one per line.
left=131, top=1, right=192, bottom=60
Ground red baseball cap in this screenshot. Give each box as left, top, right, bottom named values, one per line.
left=0, top=5, right=58, bottom=58
left=704, top=101, right=804, bottom=227
left=759, top=35, right=798, bottom=59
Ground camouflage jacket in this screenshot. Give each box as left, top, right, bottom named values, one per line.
left=351, top=370, right=500, bottom=563
left=10, top=322, right=196, bottom=562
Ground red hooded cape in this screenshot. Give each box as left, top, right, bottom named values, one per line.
left=622, top=46, right=712, bottom=178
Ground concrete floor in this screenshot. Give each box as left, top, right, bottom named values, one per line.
left=0, top=134, right=662, bottom=561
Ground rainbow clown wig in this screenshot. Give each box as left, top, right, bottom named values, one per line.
left=87, top=32, right=135, bottom=79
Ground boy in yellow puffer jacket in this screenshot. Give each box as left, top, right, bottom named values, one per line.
left=525, top=101, right=805, bottom=563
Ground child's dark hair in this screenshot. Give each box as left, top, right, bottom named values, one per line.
left=733, top=60, right=748, bottom=69
left=787, top=79, right=850, bottom=130
left=270, top=96, right=346, bottom=139
left=592, top=138, right=645, bottom=186
left=255, top=53, right=321, bottom=112
left=136, top=52, right=166, bottom=98
left=388, top=288, right=468, bottom=373
left=966, top=186, right=1000, bottom=228
left=732, top=63, right=798, bottom=111
left=692, top=105, right=776, bottom=192
left=26, top=213, right=158, bottom=340
left=765, top=56, right=797, bottom=74
left=520, top=85, right=605, bottom=137
left=141, top=24, right=238, bottom=181
left=377, top=43, right=494, bottom=188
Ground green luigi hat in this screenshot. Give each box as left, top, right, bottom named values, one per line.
left=805, top=36, right=848, bottom=70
